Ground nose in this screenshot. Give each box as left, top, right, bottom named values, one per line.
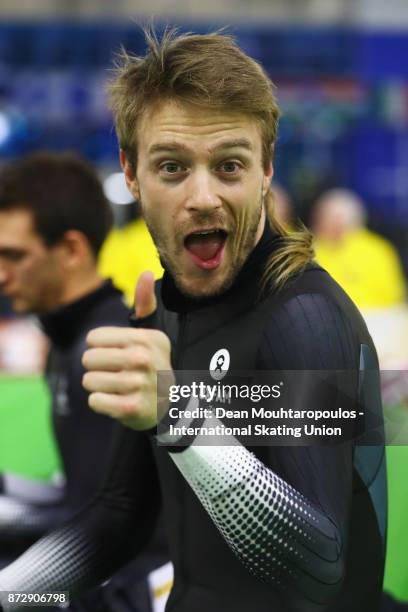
left=185, top=169, right=222, bottom=213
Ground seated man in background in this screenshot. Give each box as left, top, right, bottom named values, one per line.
left=312, top=187, right=408, bottom=368
left=0, top=153, right=168, bottom=611
left=312, top=188, right=406, bottom=311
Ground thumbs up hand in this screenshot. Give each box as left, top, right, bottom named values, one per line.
left=82, top=272, right=173, bottom=431
left=133, top=270, right=157, bottom=319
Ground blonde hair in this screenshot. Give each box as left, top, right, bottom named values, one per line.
left=261, top=190, right=315, bottom=293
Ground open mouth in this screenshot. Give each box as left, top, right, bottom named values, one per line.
left=184, top=229, right=228, bottom=270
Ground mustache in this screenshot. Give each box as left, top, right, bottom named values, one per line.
left=176, top=213, right=230, bottom=238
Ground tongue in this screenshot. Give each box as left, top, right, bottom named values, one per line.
left=185, top=233, right=225, bottom=261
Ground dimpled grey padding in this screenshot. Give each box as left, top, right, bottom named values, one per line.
left=0, top=495, right=66, bottom=540
left=0, top=523, right=97, bottom=609
left=170, top=442, right=343, bottom=605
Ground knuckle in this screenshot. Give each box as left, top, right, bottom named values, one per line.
left=134, top=329, right=150, bottom=345
left=118, top=372, right=138, bottom=393
left=127, top=328, right=147, bottom=345
left=126, top=348, right=150, bottom=370
left=120, top=396, right=137, bottom=416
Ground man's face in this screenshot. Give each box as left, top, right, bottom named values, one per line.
left=0, top=209, right=65, bottom=313
left=123, top=100, right=273, bottom=299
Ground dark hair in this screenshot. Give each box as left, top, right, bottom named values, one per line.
left=0, top=152, right=112, bottom=256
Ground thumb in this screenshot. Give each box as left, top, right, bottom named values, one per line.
left=134, top=271, right=157, bottom=319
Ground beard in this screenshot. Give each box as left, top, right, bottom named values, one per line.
left=141, top=193, right=263, bottom=300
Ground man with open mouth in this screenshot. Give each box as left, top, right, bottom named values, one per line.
left=0, top=27, right=386, bottom=612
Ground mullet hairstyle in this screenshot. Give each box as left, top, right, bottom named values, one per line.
left=107, top=26, right=314, bottom=291
left=262, top=190, right=315, bottom=294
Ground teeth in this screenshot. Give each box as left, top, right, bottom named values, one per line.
left=194, top=230, right=219, bottom=235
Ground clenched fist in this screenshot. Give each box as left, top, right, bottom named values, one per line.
left=82, top=271, right=173, bottom=430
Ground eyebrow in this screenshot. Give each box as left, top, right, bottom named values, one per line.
left=148, top=138, right=254, bottom=155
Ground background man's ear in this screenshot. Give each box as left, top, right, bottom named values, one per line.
left=58, top=230, right=90, bottom=270
left=120, top=150, right=140, bottom=201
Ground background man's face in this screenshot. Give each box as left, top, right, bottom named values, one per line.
left=123, top=100, right=273, bottom=299
left=0, top=209, right=64, bottom=314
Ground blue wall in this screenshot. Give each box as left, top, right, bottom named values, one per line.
left=0, top=23, right=407, bottom=225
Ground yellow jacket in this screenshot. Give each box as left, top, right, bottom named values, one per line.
left=314, top=228, right=406, bottom=309
left=98, top=219, right=163, bottom=305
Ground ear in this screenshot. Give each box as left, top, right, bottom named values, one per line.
left=57, top=230, right=90, bottom=270
left=262, top=161, right=274, bottom=199
left=120, top=150, right=140, bottom=201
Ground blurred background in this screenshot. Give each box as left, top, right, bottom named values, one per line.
left=1, top=0, right=408, bottom=603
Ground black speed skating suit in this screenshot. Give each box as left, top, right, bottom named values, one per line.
left=0, top=281, right=128, bottom=548
left=0, top=280, right=168, bottom=611
left=0, top=225, right=386, bottom=611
